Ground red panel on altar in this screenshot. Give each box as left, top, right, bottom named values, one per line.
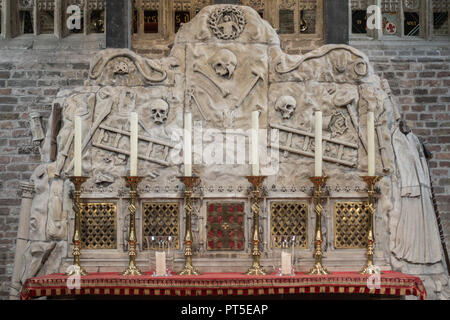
left=20, top=271, right=426, bottom=300
left=206, top=203, right=245, bottom=251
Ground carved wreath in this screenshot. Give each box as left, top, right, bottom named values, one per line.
left=208, top=6, right=247, bottom=40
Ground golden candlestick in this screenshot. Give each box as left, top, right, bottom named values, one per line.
left=178, top=176, right=201, bottom=275
left=122, top=176, right=143, bottom=276
left=360, top=175, right=381, bottom=275
left=308, top=176, right=331, bottom=275
left=245, top=176, right=266, bottom=275
left=67, top=176, right=89, bottom=276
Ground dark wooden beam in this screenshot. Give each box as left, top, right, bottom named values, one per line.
left=106, top=0, right=132, bottom=48
left=324, top=0, right=349, bottom=44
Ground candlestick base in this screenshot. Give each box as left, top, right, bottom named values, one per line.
left=308, top=262, right=330, bottom=275
left=179, top=264, right=200, bottom=276
left=245, top=266, right=266, bottom=276
left=65, top=265, right=89, bottom=276
left=359, top=264, right=383, bottom=275
left=122, top=265, right=143, bottom=276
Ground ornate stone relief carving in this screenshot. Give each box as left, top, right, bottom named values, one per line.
left=150, top=99, right=170, bottom=125
left=328, top=111, right=348, bottom=138
left=275, top=95, right=297, bottom=119
left=209, top=49, right=238, bottom=79
left=89, top=49, right=178, bottom=86
left=11, top=5, right=449, bottom=299
left=208, top=6, right=247, bottom=40
left=29, top=112, right=45, bottom=145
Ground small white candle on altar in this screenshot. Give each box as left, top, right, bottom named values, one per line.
left=74, top=116, right=82, bottom=176
left=281, top=251, right=292, bottom=275
left=184, top=112, right=192, bottom=177
left=367, top=111, right=375, bottom=176
left=130, top=112, right=138, bottom=176
left=251, top=110, right=259, bottom=176
left=314, top=111, right=323, bottom=176
left=155, top=251, right=166, bottom=276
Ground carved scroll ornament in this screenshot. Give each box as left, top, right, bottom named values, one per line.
left=89, top=49, right=171, bottom=83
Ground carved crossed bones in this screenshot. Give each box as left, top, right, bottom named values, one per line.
left=193, top=64, right=263, bottom=109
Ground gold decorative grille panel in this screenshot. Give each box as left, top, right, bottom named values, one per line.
left=80, top=202, right=117, bottom=249
left=270, top=201, right=308, bottom=248
left=334, top=202, right=369, bottom=249
left=142, top=202, right=180, bottom=250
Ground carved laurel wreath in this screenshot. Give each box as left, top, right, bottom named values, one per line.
left=208, top=6, right=247, bottom=40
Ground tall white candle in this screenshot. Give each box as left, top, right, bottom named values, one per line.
left=184, top=112, right=192, bottom=177
left=314, top=111, right=323, bottom=176
left=251, top=111, right=259, bottom=176
left=74, top=116, right=82, bottom=176
left=130, top=112, right=138, bottom=176
left=367, top=111, right=375, bottom=176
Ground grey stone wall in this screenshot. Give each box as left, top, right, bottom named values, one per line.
left=0, top=37, right=104, bottom=299
left=0, top=38, right=449, bottom=299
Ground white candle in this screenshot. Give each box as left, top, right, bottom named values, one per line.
left=251, top=111, right=259, bottom=176
left=130, top=112, right=138, bottom=176
left=74, top=116, right=82, bottom=176
left=281, top=251, right=292, bottom=275
left=367, top=111, right=375, bottom=176
left=314, top=111, right=322, bottom=177
left=155, top=251, right=166, bottom=276
left=184, top=112, right=192, bottom=177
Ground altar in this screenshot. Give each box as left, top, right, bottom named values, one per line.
left=10, top=4, right=449, bottom=300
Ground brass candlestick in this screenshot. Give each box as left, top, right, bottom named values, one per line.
left=122, top=176, right=143, bottom=276
left=360, top=175, right=381, bottom=275
left=178, top=176, right=201, bottom=275
left=245, top=176, right=266, bottom=275
left=67, top=176, right=89, bottom=276
left=308, top=176, right=331, bottom=275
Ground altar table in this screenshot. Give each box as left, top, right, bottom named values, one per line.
left=20, top=271, right=426, bottom=300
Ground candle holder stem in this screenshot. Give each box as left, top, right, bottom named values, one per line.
left=360, top=176, right=381, bottom=275
left=308, top=176, right=330, bottom=275
left=122, top=176, right=143, bottom=276
left=67, top=176, right=89, bottom=276
left=178, top=176, right=201, bottom=275
left=245, top=176, right=266, bottom=275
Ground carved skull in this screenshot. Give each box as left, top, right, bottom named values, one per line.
left=150, top=99, right=169, bottom=125
left=275, top=96, right=297, bottom=119
left=210, top=49, right=237, bottom=79
left=113, top=61, right=130, bottom=75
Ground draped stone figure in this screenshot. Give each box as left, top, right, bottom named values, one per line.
left=391, top=121, right=442, bottom=266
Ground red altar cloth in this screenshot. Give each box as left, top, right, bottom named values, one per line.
left=20, top=271, right=426, bottom=300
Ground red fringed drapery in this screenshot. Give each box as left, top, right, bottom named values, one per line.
left=20, top=271, right=426, bottom=300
